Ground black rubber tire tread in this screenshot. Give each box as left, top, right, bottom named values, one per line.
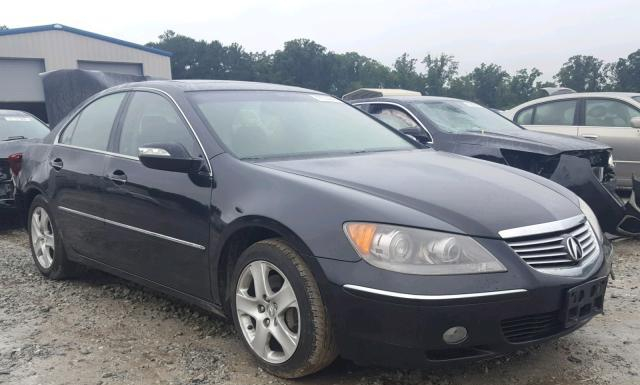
left=232, top=238, right=338, bottom=378
left=27, top=195, right=83, bottom=280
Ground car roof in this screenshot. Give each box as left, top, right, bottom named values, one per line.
left=506, top=92, right=640, bottom=112
left=0, top=109, right=30, bottom=116
left=109, top=79, right=324, bottom=95
left=350, top=95, right=470, bottom=104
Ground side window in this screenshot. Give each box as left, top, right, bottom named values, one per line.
left=515, top=107, right=533, bottom=125
left=354, top=104, right=370, bottom=113
left=585, top=99, right=640, bottom=127
left=370, top=105, right=420, bottom=130
left=532, top=100, right=577, bottom=126
left=59, top=93, right=126, bottom=151
left=117, top=92, right=198, bottom=157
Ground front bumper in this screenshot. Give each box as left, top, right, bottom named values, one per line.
left=317, top=238, right=613, bottom=368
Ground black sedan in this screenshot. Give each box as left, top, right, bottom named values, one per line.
left=0, top=110, right=50, bottom=212
left=350, top=95, right=640, bottom=236
left=14, top=81, right=612, bottom=377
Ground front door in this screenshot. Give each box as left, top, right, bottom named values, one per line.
left=51, top=92, right=127, bottom=259
left=579, top=98, right=640, bottom=188
left=101, top=91, right=212, bottom=299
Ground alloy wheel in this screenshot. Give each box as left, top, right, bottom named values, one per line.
left=236, top=260, right=301, bottom=364
left=31, top=207, right=55, bottom=269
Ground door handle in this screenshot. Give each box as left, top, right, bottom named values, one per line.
left=50, top=158, right=64, bottom=171
left=107, top=170, right=127, bottom=185
left=582, top=134, right=599, bottom=140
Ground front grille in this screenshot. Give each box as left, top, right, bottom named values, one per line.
left=503, top=220, right=599, bottom=269
left=501, top=311, right=562, bottom=343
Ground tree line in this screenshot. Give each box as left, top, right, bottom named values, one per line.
left=147, top=31, right=640, bottom=109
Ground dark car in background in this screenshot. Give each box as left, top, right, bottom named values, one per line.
left=0, top=110, right=50, bottom=212
left=14, top=80, right=611, bottom=377
left=348, top=93, right=640, bottom=236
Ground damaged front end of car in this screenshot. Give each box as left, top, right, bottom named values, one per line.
left=501, top=149, right=640, bottom=237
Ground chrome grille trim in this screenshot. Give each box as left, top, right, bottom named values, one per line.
left=501, top=216, right=600, bottom=272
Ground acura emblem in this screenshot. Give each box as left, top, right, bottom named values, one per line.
left=564, top=236, right=583, bottom=261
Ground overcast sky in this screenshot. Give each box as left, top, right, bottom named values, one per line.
left=3, top=0, right=637, bottom=79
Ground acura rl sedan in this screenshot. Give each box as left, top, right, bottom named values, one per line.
left=14, top=80, right=612, bottom=378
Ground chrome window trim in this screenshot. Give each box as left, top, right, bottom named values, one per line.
left=58, top=206, right=206, bottom=250
left=54, top=87, right=213, bottom=176
left=498, top=214, right=585, bottom=239
left=352, top=101, right=435, bottom=144
left=343, top=284, right=527, bottom=300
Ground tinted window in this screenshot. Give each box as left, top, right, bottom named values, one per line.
left=531, top=100, right=577, bottom=125
left=118, top=92, right=197, bottom=157
left=370, top=105, right=420, bottom=130
left=0, top=112, right=49, bottom=141
left=585, top=99, right=640, bottom=127
left=411, top=100, right=522, bottom=134
left=190, top=91, right=415, bottom=159
left=60, top=93, right=126, bottom=151
left=515, top=107, right=533, bottom=125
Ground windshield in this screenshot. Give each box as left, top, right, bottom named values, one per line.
left=189, top=91, right=416, bottom=159
left=411, top=100, right=523, bottom=134
left=0, top=112, right=49, bottom=141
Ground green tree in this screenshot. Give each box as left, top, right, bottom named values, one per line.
left=554, top=55, right=604, bottom=92
left=392, top=53, right=424, bottom=91
left=606, top=49, right=640, bottom=92
left=422, top=53, right=458, bottom=96
left=470, top=63, right=510, bottom=108
left=0, top=25, right=8, bottom=30
left=506, top=68, right=542, bottom=106
left=271, top=39, right=333, bottom=92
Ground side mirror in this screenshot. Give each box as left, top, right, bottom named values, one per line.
left=630, top=117, right=640, bottom=129
left=400, top=127, right=431, bottom=145
left=138, top=143, right=203, bottom=173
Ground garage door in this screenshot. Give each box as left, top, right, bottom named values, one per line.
left=78, top=60, right=143, bottom=76
left=0, top=58, right=46, bottom=102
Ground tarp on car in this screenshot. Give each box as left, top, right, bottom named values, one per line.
left=41, top=69, right=157, bottom=127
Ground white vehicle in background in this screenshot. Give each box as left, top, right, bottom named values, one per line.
left=504, top=93, right=640, bottom=191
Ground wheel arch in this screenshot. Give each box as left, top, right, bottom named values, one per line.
left=18, top=183, right=47, bottom=228
left=212, top=215, right=326, bottom=313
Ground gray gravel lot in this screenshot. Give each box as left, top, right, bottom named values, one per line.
left=0, top=218, right=638, bottom=385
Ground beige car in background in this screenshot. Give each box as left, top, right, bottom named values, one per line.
left=504, top=93, right=640, bottom=190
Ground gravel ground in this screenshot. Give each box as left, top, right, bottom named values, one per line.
left=0, top=218, right=638, bottom=385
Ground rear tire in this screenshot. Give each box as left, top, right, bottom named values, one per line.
left=27, top=195, right=82, bottom=279
left=230, top=239, right=337, bottom=378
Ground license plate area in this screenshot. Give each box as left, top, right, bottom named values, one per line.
left=564, top=277, right=607, bottom=328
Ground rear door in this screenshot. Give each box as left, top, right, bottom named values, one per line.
left=50, top=92, right=127, bottom=258
left=101, top=90, right=212, bottom=299
left=579, top=98, right=640, bottom=188
left=515, top=99, right=580, bottom=136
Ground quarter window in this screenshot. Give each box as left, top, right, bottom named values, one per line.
left=59, top=93, right=126, bottom=151
left=117, top=92, right=197, bottom=157
left=532, top=100, right=577, bottom=126
left=585, top=99, right=640, bottom=127
left=515, top=107, right=533, bottom=125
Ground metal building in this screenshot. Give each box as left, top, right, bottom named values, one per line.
left=0, top=24, right=172, bottom=121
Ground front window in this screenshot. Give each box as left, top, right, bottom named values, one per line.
left=189, top=91, right=416, bottom=159
left=410, top=100, right=522, bottom=134
left=0, top=112, right=49, bottom=141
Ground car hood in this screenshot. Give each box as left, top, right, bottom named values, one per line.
left=259, top=150, right=582, bottom=238
left=452, top=129, right=609, bottom=155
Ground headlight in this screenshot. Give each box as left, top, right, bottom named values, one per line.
left=578, top=198, right=603, bottom=241
left=344, top=222, right=507, bottom=275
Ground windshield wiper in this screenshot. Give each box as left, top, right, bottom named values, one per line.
left=2, top=136, right=27, bottom=141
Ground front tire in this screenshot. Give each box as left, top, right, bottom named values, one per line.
left=27, top=195, right=81, bottom=279
left=230, top=239, right=337, bottom=378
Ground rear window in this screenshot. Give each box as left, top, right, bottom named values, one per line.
left=0, top=113, right=49, bottom=141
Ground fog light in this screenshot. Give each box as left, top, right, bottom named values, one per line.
left=443, top=326, right=468, bottom=344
